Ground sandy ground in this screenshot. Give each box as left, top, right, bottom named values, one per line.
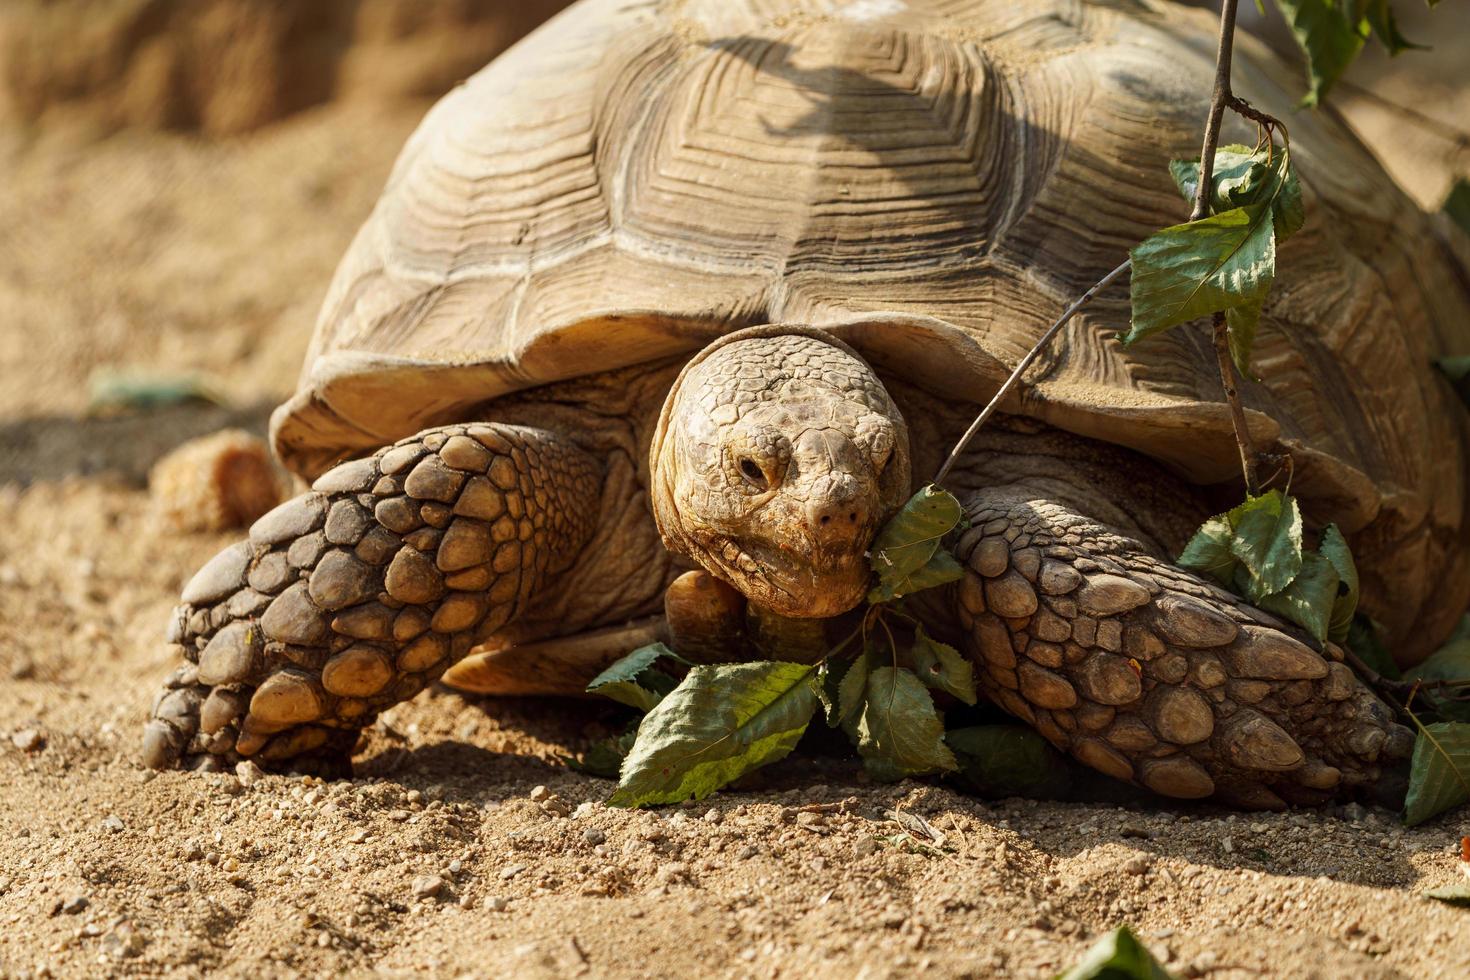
left=4, top=19, right=1470, bottom=980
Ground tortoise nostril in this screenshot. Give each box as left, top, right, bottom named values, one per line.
left=819, top=514, right=831, bottom=525
left=847, top=511, right=858, bottom=523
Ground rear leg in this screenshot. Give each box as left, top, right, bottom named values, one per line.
left=142, top=423, right=600, bottom=772
left=951, top=488, right=1413, bottom=808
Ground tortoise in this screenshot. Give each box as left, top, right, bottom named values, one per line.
left=141, top=0, right=1470, bottom=808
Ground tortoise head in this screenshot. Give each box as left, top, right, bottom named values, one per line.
left=650, top=326, right=911, bottom=618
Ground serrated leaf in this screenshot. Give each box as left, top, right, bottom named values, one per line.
left=1403, top=722, right=1470, bottom=826
left=868, top=485, right=964, bottom=602
left=1273, top=0, right=1367, bottom=106
left=609, top=661, right=818, bottom=808
left=1126, top=204, right=1276, bottom=345
left=1424, top=884, right=1470, bottom=906
left=1319, top=524, right=1358, bottom=644
left=1226, top=298, right=1264, bottom=379
left=586, top=642, right=683, bottom=713
left=946, top=725, right=1074, bottom=800
left=834, top=646, right=874, bottom=734
left=1445, top=179, right=1470, bottom=237
left=1257, top=550, right=1340, bottom=644
left=1170, top=145, right=1265, bottom=211
left=854, top=666, right=958, bottom=781
left=1177, top=515, right=1240, bottom=587
left=1058, top=925, right=1176, bottom=980
left=1363, top=0, right=1424, bottom=55
left=1228, top=491, right=1304, bottom=599
left=1406, top=617, right=1470, bottom=722
left=908, top=626, right=977, bottom=705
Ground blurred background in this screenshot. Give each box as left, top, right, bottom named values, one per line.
left=0, top=0, right=1464, bottom=484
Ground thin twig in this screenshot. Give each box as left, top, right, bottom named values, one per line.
left=1191, top=0, right=1264, bottom=497
left=933, top=258, right=1130, bottom=486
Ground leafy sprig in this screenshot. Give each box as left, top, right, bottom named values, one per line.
left=578, top=484, right=983, bottom=808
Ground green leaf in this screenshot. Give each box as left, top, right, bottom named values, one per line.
left=1170, top=145, right=1264, bottom=211
left=868, top=485, right=964, bottom=602
left=1437, top=356, right=1470, bottom=410
left=854, top=666, right=958, bottom=782
left=1228, top=491, right=1305, bottom=600
left=1404, top=722, right=1470, bottom=826
left=1273, top=0, right=1368, bottom=106
left=834, top=646, right=874, bottom=734
left=1445, top=179, right=1470, bottom=237
left=1126, top=204, right=1277, bottom=345
left=1177, top=515, right=1240, bottom=587
left=586, top=642, right=683, bottom=713
left=1226, top=298, right=1264, bottom=379
left=609, top=661, right=818, bottom=808
left=1256, top=550, right=1340, bottom=644
left=1406, top=616, right=1470, bottom=721
left=1319, top=524, right=1358, bottom=644
left=563, top=729, right=638, bottom=779
left=1347, top=615, right=1400, bottom=681
left=907, top=626, right=977, bottom=705
left=1363, top=0, right=1424, bottom=55
left=946, top=725, right=1074, bottom=800
left=1057, top=925, right=1176, bottom=980
left=1424, top=884, right=1470, bottom=906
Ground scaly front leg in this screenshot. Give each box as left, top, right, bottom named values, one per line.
left=142, top=423, right=600, bottom=772
left=952, top=488, right=1413, bottom=808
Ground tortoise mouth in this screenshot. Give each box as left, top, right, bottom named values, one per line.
left=700, top=532, right=870, bottom=620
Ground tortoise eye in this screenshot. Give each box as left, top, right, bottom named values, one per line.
left=738, top=457, right=769, bottom=490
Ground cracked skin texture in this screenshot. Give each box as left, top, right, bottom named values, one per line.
left=146, top=325, right=1414, bottom=808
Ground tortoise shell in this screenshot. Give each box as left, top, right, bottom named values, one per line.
left=271, top=0, right=1470, bottom=654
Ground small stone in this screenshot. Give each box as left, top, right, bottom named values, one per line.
left=60, top=895, right=90, bottom=915
left=102, top=815, right=125, bottom=833
left=236, top=760, right=266, bottom=786
left=249, top=494, right=327, bottom=546
left=412, top=875, right=444, bottom=898
left=1075, top=575, right=1151, bottom=617
left=501, top=864, right=527, bottom=880
left=11, top=728, right=44, bottom=752
left=1038, top=561, right=1082, bottom=595
left=971, top=538, right=1010, bottom=577
left=529, top=785, right=552, bottom=802
left=1123, top=855, right=1153, bottom=875
left=181, top=542, right=252, bottom=605
left=985, top=570, right=1038, bottom=618
left=385, top=547, right=445, bottom=605
left=484, top=896, right=509, bottom=912
left=583, top=828, right=607, bottom=845
left=1154, top=595, right=1239, bottom=647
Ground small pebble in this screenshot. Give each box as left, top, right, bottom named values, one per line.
left=101, top=815, right=125, bottom=834
left=529, top=785, right=552, bottom=802
left=11, top=729, right=45, bottom=752
left=501, top=864, right=527, bottom=880
left=412, top=875, right=444, bottom=899
left=583, top=828, right=607, bottom=845
left=235, top=761, right=265, bottom=787
left=1123, top=855, right=1154, bottom=875
left=484, top=896, right=509, bottom=912
left=60, top=896, right=90, bottom=915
